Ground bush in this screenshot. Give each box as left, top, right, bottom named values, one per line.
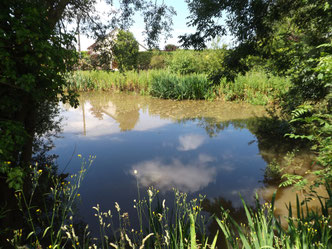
left=167, top=50, right=204, bottom=74
left=218, top=70, right=291, bottom=105
left=150, top=72, right=212, bottom=100
left=113, top=30, right=139, bottom=72
left=164, top=44, right=177, bottom=51
left=150, top=54, right=167, bottom=69
left=137, top=51, right=153, bottom=70
left=201, top=49, right=228, bottom=83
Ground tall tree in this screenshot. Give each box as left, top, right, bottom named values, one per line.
left=180, top=0, right=331, bottom=80
left=0, top=0, right=175, bottom=188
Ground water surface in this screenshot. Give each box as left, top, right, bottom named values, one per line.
left=53, top=92, right=276, bottom=233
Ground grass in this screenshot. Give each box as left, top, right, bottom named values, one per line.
left=217, top=191, right=332, bottom=249
left=8, top=155, right=331, bottom=249
left=149, top=72, right=213, bottom=100
left=66, top=69, right=290, bottom=104
left=66, top=70, right=164, bottom=93
left=218, top=70, right=291, bottom=105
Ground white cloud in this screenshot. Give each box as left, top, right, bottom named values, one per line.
left=177, top=134, right=205, bottom=151
left=131, top=154, right=216, bottom=193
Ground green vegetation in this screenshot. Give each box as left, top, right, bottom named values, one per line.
left=218, top=70, right=291, bottom=105
left=66, top=69, right=161, bottom=93
left=112, top=30, right=139, bottom=72
left=66, top=69, right=289, bottom=104
left=10, top=160, right=332, bottom=248
left=1, top=0, right=331, bottom=248
left=217, top=192, right=331, bottom=249
left=150, top=72, right=211, bottom=100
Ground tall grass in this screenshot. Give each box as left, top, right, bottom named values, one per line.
left=149, top=72, right=213, bottom=100
left=66, top=69, right=291, bottom=105
left=218, top=70, right=291, bottom=105
left=217, top=190, right=332, bottom=249
left=8, top=156, right=331, bottom=248
left=66, top=70, right=165, bottom=93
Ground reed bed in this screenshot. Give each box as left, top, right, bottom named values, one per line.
left=66, top=69, right=291, bottom=104
left=218, top=70, right=291, bottom=105
left=66, top=70, right=165, bottom=93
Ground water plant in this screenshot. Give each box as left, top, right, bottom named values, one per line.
left=8, top=155, right=95, bottom=248
left=149, top=72, right=212, bottom=100
left=218, top=70, right=291, bottom=105
left=216, top=190, right=332, bottom=249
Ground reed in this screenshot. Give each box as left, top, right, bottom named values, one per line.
left=149, top=72, right=212, bottom=100
left=218, top=70, right=291, bottom=105
left=66, top=70, right=165, bottom=93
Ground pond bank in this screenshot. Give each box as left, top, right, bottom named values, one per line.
left=65, top=69, right=291, bottom=105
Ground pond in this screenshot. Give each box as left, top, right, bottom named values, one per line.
left=51, top=92, right=314, bottom=237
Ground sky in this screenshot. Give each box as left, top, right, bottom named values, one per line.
left=79, top=0, right=233, bottom=51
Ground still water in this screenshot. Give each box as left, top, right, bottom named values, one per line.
left=52, top=92, right=279, bottom=234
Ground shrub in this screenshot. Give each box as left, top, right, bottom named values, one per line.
left=150, top=54, right=167, bottom=69
left=218, top=70, right=291, bottom=105
left=137, top=51, right=153, bottom=70
left=164, top=44, right=177, bottom=51
left=201, top=48, right=228, bottom=84
left=167, top=50, right=204, bottom=74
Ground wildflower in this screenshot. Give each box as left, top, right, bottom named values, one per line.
left=49, top=245, right=52, bottom=248
left=76, top=242, right=79, bottom=245
left=38, top=169, right=42, bottom=174
left=6, top=161, right=11, bottom=165
left=115, top=202, right=120, bottom=212
left=78, top=154, right=82, bottom=158
left=36, top=209, right=41, bottom=213
left=77, top=194, right=80, bottom=197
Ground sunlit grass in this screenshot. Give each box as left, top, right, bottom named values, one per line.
left=218, top=70, right=291, bottom=105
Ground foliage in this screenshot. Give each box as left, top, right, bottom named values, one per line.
left=149, top=72, right=212, bottom=100
left=218, top=70, right=291, bottom=105
left=137, top=51, right=153, bottom=70
left=201, top=48, right=229, bottom=84
left=90, top=188, right=217, bottom=249
left=217, top=190, right=332, bottom=249
left=66, top=69, right=165, bottom=93
left=282, top=42, right=332, bottom=187
left=0, top=0, right=79, bottom=189
left=113, top=30, right=139, bottom=72
left=150, top=54, right=168, bottom=69
left=164, top=44, right=177, bottom=51
left=167, top=50, right=204, bottom=75
left=8, top=155, right=94, bottom=248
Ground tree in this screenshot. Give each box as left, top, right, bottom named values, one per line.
left=0, top=0, right=175, bottom=189
left=165, top=44, right=177, bottom=51
left=113, top=30, right=139, bottom=71
left=181, top=0, right=331, bottom=97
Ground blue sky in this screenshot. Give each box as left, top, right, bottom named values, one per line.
left=79, top=0, right=232, bottom=50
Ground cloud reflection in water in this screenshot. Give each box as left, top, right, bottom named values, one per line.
left=131, top=154, right=216, bottom=193
left=177, top=134, right=206, bottom=151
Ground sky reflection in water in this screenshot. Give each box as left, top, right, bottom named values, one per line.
left=52, top=92, right=268, bottom=232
